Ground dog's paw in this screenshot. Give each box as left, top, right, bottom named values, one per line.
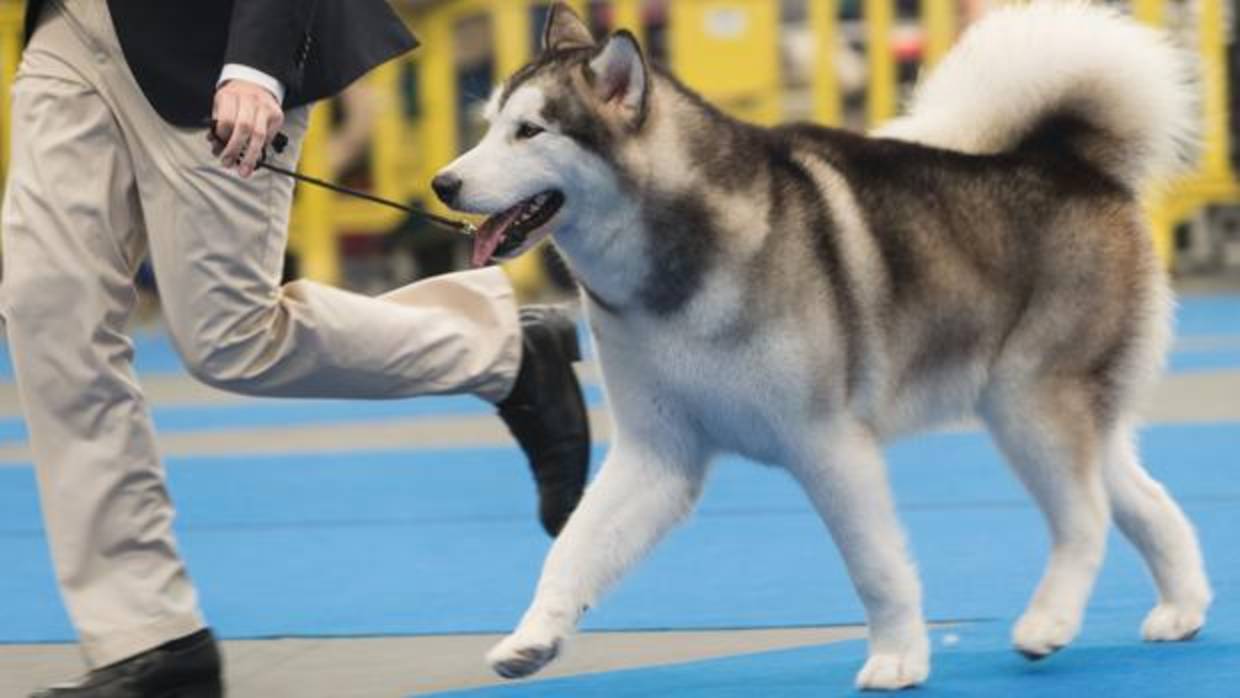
left=1012, top=610, right=1079, bottom=660
left=854, top=651, right=930, bottom=691
left=1142, top=603, right=1205, bottom=642
left=487, top=631, right=562, bottom=680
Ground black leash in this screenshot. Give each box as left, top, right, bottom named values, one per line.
left=209, top=122, right=476, bottom=238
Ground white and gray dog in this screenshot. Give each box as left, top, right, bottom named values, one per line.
left=434, top=2, right=1211, bottom=690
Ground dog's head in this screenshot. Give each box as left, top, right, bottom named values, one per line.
left=433, top=3, right=651, bottom=267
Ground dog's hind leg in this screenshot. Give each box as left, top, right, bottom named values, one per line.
left=1103, top=421, right=1211, bottom=641
left=981, top=379, right=1112, bottom=660
left=487, top=427, right=708, bottom=680
left=789, top=419, right=929, bottom=691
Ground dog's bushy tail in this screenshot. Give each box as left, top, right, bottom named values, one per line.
left=876, top=2, right=1196, bottom=191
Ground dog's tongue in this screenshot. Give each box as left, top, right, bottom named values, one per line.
left=471, top=204, right=524, bottom=268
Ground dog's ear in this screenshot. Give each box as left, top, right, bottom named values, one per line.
left=542, top=3, right=595, bottom=52
left=587, top=31, right=648, bottom=129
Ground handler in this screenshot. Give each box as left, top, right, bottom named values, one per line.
left=4, top=2, right=591, bottom=696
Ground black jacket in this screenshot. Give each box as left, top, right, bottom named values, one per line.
left=24, top=0, right=419, bottom=127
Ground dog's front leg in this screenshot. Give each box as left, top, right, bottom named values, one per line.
left=789, top=418, right=929, bottom=691
left=488, top=428, right=707, bottom=679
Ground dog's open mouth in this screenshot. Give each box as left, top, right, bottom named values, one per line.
left=471, top=191, right=565, bottom=267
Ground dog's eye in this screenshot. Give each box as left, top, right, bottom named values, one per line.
left=515, top=122, right=545, bottom=140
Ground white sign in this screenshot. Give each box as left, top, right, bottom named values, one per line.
left=704, top=7, right=748, bottom=40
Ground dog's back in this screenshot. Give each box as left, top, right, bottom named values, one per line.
left=749, top=123, right=1161, bottom=435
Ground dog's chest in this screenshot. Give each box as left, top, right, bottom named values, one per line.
left=644, top=334, right=803, bottom=463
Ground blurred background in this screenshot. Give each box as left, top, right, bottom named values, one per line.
left=2, top=5, right=1240, bottom=696
left=0, top=0, right=1238, bottom=309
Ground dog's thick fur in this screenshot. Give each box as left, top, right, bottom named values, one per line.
left=438, top=2, right=1211, bottom=690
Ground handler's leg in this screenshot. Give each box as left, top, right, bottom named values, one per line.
left=121, top=100, right=523, bottom=402
left=67, top=0, right=586, bottom=534
left=47, top=3, right=520, bottom=404
left=1, top=37, right=204, bottom=669
left=131, top=90, right=519, bottom=399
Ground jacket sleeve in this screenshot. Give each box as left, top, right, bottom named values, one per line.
left=223, top=0, right=320, bottom=91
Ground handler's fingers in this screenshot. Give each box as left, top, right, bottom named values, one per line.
left=211, top=91, right=238, bottom=156
left=220, top=100, right=256, bottom=168
left=237, top=117, right=269, bottom=178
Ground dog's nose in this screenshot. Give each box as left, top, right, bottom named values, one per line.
left=432, top=173, right=462, bottom=206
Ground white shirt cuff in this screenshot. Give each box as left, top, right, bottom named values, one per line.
left=218, top=64, right=286, bottom=104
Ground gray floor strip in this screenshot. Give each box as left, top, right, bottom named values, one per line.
left=0, top=626, right=870, bottom=697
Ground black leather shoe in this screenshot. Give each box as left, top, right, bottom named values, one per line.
left=498, top=305, right=591, bottom=537
left=31, top=629, right=223, bottom=698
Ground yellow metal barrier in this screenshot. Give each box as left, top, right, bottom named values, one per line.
left=810, top=0, right=842, bottom=127
left=668, top=1, right=782, bottom=125
left=921, top=0, right=956, bottom=68
left=1140, top=0, right=1240, bottom=265
left=1196, top=0, right=1231, bottom=181
left=864, top=0, right=897, bottom=125
left=1132, top=0, right=1166, bottom=26
left=292, top=104, right=340, bottom=285
left=613, top=0, right=646, bottom=43
left=0, top=1, right=21, bottom=177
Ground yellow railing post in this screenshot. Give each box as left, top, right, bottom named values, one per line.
left=370, top=61, right=406, bottom=213
left=864, top=0, right=896, bottom=127
left=809, top=0, right=842, bottom=126
left=1140, top=0, right=1236, bottom=268
left=1198, top=0, right=1231, bottom=181
left=492, top=0, right=531, bottom=77
left=293, top=103, right=340, bottom=284
left=0, top=1, right=22, bottom=183
left=416, top=9, right=458, bottom=219
left=921, top=0, right=956, bottom=68
left=613, top=0, right=645, bottom=43
left=1131, top=0, right=1165, bottom=28
left=1134, top=0, right=1171, bottom=265
left=333, top=62, right=409, bottom=232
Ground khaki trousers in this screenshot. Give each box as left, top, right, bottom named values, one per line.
left=1, top=0, right=521, bottom=667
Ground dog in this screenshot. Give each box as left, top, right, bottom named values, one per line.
left=433, top=2, right=1211, bottom=690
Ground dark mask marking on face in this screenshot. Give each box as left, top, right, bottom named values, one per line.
left=540, top=88, right=616, bottom=156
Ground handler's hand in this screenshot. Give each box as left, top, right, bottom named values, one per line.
left=211, top=79, right=284, bottom=178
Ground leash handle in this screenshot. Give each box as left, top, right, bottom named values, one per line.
left=205, top=120, right=475, bottom=238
